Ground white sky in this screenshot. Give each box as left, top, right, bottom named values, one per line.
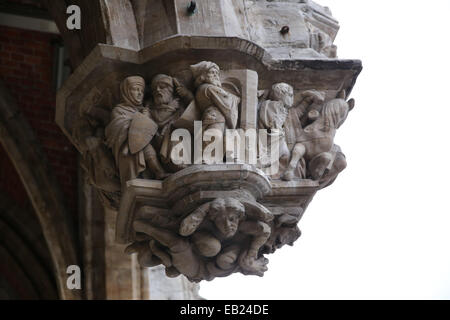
left=200, top=0, right=450, bottom=299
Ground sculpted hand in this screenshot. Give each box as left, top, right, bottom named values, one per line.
left=174, top=78, right=194, bottom=101
left=239, top=251, right=269, bottom=277
left=125, top=241, right=148, bottom=255
left=179, top=213, right=203, bottom=236
left=179, top=203, right=209, bottom=236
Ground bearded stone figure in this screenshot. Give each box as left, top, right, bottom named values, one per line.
left=105, top=76, right=169, bottom=186
left=146, top=74, right=193, bottom=171
left=190, top=61, right=240, bottom=134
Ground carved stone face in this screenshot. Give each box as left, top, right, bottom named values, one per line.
left=204, top=67, right=221, bottom=87
left=153, top=81, right=174, bottom=105
left=272, top=83, right=294, bottom=108
left=214, top=210, right=241, bottom=238
left=130, top=84, right=144, bottom=105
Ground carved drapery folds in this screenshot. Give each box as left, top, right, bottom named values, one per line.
left=55, top=1, right=361, bottom=282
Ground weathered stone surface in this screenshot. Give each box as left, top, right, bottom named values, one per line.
left=47, top=0, right=341, bottom=69
left=51, top=0, right=361, bottom=284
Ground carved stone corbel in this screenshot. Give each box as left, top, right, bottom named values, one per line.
left=53, top=0, right=361, bottom=282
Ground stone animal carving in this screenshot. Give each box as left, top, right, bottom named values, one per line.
left=283, top=91, right=355, bottom=181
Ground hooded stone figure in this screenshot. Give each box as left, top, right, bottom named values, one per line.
left=105, top=76, right=169, bottom=186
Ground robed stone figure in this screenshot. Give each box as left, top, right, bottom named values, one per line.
left=105, top=76, right=168, bottom=186
left=190, top=61, right=240, bottom=133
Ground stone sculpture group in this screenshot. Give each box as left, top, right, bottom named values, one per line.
left=72, top=60, right=355, bottom=282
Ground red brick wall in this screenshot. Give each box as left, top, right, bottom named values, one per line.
left=4, top=0, right=46, bottom=9
left=0, top=144, right=31, bottom=210
left=0, top=25, right=78, bottom=219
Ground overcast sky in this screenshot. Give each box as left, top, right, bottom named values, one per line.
left=200, top=0, right=450, bottom=299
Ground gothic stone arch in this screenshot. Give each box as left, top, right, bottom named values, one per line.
left=0, top=82, right=81, bottom=300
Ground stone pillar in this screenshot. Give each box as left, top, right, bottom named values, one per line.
left=104, top=207, right=140, bottom=299
left=79, top=176, right=105, bottom=299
